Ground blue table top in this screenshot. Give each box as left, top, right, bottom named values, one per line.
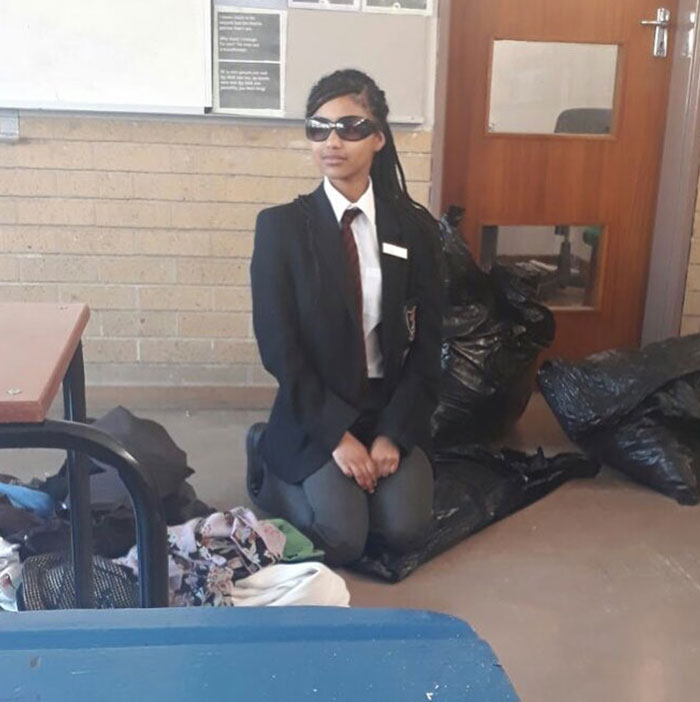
left=0, top=607, right=519, bottom=701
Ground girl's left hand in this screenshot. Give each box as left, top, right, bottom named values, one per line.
left=370, top=436, right=400, bottom=479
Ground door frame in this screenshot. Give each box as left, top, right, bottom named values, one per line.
left=430, top=0, right=700, bottom=347
left=642, top=0, right=700, bottom=343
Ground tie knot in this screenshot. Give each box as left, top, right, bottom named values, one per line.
left=341, top=208, right=361, bottom=228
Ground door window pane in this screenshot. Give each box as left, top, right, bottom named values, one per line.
left=489, top=41, right=618, bottom=135
left=481, top=224, right=603, bottom=308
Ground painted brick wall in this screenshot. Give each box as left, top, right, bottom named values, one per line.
left=0, top=114, right=433, bottom=386
left=681, top=177, right=700, bottom=335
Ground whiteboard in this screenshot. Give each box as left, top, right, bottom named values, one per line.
left=0, top=0, right=212, bottom=114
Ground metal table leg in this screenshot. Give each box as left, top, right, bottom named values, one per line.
left=61, top=342, right=94, bottom=608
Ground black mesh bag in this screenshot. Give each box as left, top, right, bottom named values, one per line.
left=18, top=552, right=138, bottom=610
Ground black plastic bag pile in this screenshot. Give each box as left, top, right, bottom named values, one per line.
left=347, top=209, right=593, bottom=583
left=538, top=334, right=700, bottom=505
left=431, top=206, right=556, bottom=447
left=350, top=446, right=599, bottom=583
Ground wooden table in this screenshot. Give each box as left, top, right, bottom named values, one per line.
left=0, top=303, right=168, bottom=608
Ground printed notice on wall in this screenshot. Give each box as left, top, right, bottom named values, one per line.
left=362, top=0, right=433, bottom=15
left=288, top=0, right=359, bottom=10
left=214, top=7, right=286, bottom=115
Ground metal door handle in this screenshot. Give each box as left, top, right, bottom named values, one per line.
left=641, top=8, right=672, bottom=57
left=641, top=8, right=671, bottom=26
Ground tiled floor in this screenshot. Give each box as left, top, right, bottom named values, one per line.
left=5, top=394, right=700, bottom=701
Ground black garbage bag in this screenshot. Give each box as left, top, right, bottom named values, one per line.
left=41, top=406, right=194, bottom=509
left=349, top=446, right=599, bottom=583
left=432, top=207, right=555, bottom=447
left=537, top=334, right=700, bottom=505
left=17, top=406, right=214, bottom=558
left=39, top=406, right=212, bottom=520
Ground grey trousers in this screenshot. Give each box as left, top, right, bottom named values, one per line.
left=252, top=448, right=434, bottom=566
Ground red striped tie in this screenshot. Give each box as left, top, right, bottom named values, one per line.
left=339, top=208, right=368, bottom=377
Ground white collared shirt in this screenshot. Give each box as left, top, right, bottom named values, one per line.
left=323, top=176, right=384, bottom=378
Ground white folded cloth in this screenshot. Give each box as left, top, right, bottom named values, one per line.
left=231, top=562, right=350, bottom=608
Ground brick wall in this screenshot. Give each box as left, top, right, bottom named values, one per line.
left=0, top=114, right=433, bottom=387
left=681, top=177, right=700, bottom=335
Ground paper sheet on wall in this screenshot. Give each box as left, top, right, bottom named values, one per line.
left=289, top=0, right=359, bottom=9
left=362, top=0, right=433, bottom=15
left=214, top=7, right=286, bottom=115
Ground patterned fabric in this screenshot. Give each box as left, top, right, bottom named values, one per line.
left=117, top=507, right=285, bottom=607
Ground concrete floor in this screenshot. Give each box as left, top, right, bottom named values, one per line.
left=5, top=394, right=700, bottom=701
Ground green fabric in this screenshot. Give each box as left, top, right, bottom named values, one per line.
left=268, top=518, right=325, bottom=563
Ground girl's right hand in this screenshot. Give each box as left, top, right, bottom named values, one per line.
left=332, top=432, right=378, bottom=493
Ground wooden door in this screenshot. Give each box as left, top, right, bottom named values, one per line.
left=441, top=0, right=679, bottom=358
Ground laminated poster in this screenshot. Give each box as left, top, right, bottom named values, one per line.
left=214, top=7, right=287, bottom=115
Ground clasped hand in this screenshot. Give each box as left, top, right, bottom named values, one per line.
left=332, top=433, right=400, bottom=493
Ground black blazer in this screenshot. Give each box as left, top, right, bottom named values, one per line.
left=250, top=184, right=441, bottom=483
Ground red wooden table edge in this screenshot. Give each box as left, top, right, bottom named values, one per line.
left=0, top=303, right=90, bottom=424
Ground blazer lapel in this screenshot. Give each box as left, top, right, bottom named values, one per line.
left=309, top=184, right=362, bottom=330
left=376, top=197, right=409, bottom=357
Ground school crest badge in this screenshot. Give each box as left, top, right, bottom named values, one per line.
left=405, top=304, right=417, bottom=343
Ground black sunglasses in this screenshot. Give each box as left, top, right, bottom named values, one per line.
left=305, top=115, right=379, bottom=142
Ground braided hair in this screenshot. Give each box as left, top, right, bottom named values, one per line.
left=305, top=68, right=437, bottom=239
